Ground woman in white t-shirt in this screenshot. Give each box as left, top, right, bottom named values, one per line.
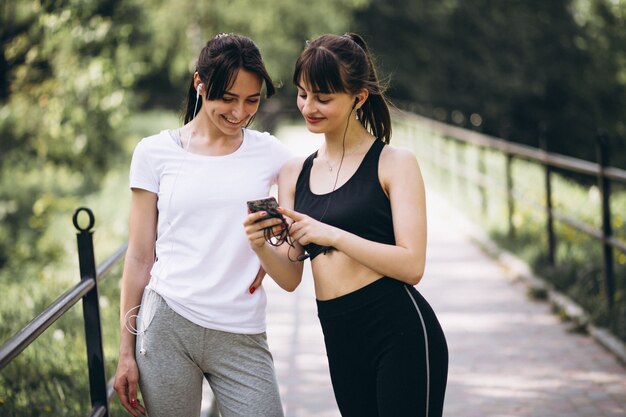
left=113, top=33, right=291, bottom=417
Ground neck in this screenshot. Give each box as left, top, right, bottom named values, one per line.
left=179, top=117, right=244, bottom=157
left=183, top=115, right=243, bottom=147
left=322, top=119, right=372, bottom=158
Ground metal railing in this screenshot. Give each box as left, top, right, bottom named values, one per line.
left=0, top=207, right=127, bottom=417
left=396, top=112, right=626, bottom=309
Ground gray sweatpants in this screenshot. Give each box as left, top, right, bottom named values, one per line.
left=135, top=292, right=284, bottom=417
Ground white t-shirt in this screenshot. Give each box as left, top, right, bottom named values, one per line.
left=129, top=128, right=292, bottom=333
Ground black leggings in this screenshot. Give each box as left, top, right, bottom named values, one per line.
left=317, top=277, right=448, bottom=417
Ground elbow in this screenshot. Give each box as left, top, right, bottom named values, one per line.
left=281, top=281, right=300, bottom=292
left=406, top=271, right=424, bottom=286
left=277, top=276, right=302, bottom=292
left=402, top=260, right=425, bottom=286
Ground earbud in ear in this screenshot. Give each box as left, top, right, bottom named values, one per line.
left=196, top=83, right=204, bottom=98
left=352, top=98, right=359, bottom=110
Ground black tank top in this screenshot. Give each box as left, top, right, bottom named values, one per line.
left=294, top=139, right=395, bottom=260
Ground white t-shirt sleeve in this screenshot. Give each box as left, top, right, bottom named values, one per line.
left=129, top=138, right=159, bottom=193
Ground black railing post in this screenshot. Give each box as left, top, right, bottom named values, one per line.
left=596, top=131, right=615, bottom=309
left=73, top=208, right=109, bottom=417
left=539, top=131, right=556, bottom=265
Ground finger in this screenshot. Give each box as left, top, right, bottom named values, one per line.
left=288, top=226, right=304, bottom=244
left=134, top=399, right=146, bottom=415
left=287, top=220, right=301, bottom=237
left=256, top=217, right=285, bottom=230
left=116, top=382, right=137, bottom=416
left=254, top=211, right=273, bottom=222
left=243, top=211, right=268, bottom=226
left=269, top=222, right=287, bottom=235
left=128, top=381, right=141, bottom=416
left=277, top=207, right=304, bottom=221
left=249, top=270, right=265, bottom=294
left=246, top=224, right=285, bottom=245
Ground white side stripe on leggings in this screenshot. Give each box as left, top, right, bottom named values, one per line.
left=404, top=286, right=430, bottom=417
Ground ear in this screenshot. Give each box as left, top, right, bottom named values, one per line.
left=354, top=89, right=369, bottom=110
left=193, top=71, right=203, bottom=91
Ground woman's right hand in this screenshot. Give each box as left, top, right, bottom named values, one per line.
left=114, top=354, right=146, bottom=416
left=243, top=211, right=287, bottom=250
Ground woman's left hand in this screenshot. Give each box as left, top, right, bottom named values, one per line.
left=278, top=207, right=339, bottom=247
left=248, top=266, right=265, bottom=294
left=243, top=211, right=286, bottom=250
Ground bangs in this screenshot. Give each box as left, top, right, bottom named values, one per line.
left=293, top=47, right=346, bottom=94
left=205, top=63, right=239, bottom=100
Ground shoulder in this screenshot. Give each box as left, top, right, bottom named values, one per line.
left=244, top=128, right=272, bottom=140
left=380, top=143, right=420, bottom=169
left=379, top=143, right=423, bottom=183
left=280, top=156, right=307, bottom=179
left=244, top=129, right=291, bottom=156
left=278, top=156, right=307, bottom=201
left=244, top=129, right=281, bottom=146
left=134, top=129, right=176, bottom=153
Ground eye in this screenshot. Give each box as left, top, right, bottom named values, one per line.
left=246, top=98, right=260, bottom=104
left=222, top=97, right=235, bottom=103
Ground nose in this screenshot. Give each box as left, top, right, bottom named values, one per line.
left=232, top=101, right=245, bottom=119
left=300, top=96, right=315, bottom=114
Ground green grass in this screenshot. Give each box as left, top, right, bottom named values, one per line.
left=394, top=117, right=626, bottom=343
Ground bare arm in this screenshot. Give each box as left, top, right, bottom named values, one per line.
left=113, top=188, right=156, bottom=416
left=243, top=158, right=305, bottom=291
left=283, top=147, right=427, bottom=285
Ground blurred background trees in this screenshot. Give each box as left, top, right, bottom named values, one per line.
left=355, top=0, right=626, bottom=164
left=1, top=0, right=626, bottom=414
left=0, top=0, right=149, bottom=272
left=4, top=0, right=624, bottom=274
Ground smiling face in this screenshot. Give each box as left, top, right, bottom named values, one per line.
left=296, top=81, right=356, bottom=135
left=200, top=69, right=262, bottom=135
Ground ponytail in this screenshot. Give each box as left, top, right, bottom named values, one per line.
left=345, top=33, right=392, bottom=144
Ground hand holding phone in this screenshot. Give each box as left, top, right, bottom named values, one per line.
left=246, top=196, right=285, bottom=223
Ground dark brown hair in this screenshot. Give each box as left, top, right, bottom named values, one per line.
left=183, top=34, right=275, bottom=124
left=293, top=33, right=391, bottom=143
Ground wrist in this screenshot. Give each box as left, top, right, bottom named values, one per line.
left=329, top=226, right=343, bottom=248
left=119, top=347, right=136, bottom=358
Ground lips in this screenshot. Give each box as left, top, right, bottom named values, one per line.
left=222, top=115, right=244, bottom=127
left=305, top=116, right=324, bottom=124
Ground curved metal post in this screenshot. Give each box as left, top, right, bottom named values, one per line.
left=73, top=207, right=109, bottom=417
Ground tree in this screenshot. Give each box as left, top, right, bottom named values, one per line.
left=354, top=0, right=626, bottom=167
left=133, top=0, right=370, bottom=120
left=0, top=0, right=150, bottom=269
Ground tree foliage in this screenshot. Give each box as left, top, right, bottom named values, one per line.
left=134, top=0, right=369, bottom=110
left=0, top=0, right=151, bottom=271
left=354, top=0, right=626, bottom=167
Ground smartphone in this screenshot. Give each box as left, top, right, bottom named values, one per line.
left=246, top=196, right=285, bottom=223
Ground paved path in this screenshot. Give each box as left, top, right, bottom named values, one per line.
left=206, top=125, right=626, bottom=416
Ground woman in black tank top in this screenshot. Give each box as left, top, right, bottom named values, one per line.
left=243, top=33, right=448, bottom=417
